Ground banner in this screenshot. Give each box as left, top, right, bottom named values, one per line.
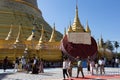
left=68, top=32, right=91, bottom=45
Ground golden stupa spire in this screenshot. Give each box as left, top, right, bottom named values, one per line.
left=5, top=24, right=13, bottom=40
left=27, top=26, right=35, bottom=41
left=97, top=39, right=101, bottom=51
left=99, top=35, right=104, bottom=48
left=49, top=23, right=56, bottom=42
left=68, top=21, right=73, bottom=32
left=72, top=0, right=84, bottom=32
left=85, top=20, right=91, bottom=33
left=14, top=24, right=22, bottom=44
left=38, top=25, right=45, bottom=45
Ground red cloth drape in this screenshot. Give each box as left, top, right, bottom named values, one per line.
left=61, top=35, right=98, bottom=59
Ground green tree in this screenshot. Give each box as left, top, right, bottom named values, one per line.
left=114, top=41, right=119, bottom=53
left=105, top=40, right=114, bottom=52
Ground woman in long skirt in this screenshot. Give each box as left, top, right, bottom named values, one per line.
left=38, top=59, right=44, bottom=73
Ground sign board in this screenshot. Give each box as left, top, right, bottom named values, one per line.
left=68, top=32, right=91, bottom=45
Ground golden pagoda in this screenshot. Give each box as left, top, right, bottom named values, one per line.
left=0, top=0, right=62, bottom=62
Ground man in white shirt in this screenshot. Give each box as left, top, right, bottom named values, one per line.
left=62, top=57, right=69, bottom=80
left=115, top=57, right=119, bottom=67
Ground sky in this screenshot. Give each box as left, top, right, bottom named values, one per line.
left=37, top=0, right=120, bottom=52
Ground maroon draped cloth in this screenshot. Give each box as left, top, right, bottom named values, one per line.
left=60, top=35, right=98, bottom=59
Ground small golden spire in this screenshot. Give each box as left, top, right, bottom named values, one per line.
left=5, top=24, right=13, bottom=40
left=38, top=25, right=45, bottom=45
left=97, top=39, right=101, bottom=50
left=72, top=1, right=84, bottom=32
left=99, top=35, right=104, bottom=48
left=27, top=27, right=35, bottom=41
left=85, top=20, right=91, bottom=33
left=14, top=24, right=22, bottom=44
left=49, top=23, right=56, bottom=42
left=68, top=21, right=73, bottom=32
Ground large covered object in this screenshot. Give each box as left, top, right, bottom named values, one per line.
left=61, top=35, right=97, bottom=59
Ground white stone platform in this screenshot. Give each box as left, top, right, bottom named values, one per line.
left=0, top=67, right=120, bottom=80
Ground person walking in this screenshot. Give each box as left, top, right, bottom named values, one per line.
left=101, top=57, right=105, bottom=74
left=14, top=57, right=20, bottom=72
left=18, top=57, right=22, bottom=72
left=98, top=57, right=105, bottom=75
left=94, top=58, right=99, bottom=75
left=21, top=56, right=26, bottom=71
left=67, top=59, right=73, bottom=77
left=26, top=58, right=33, bottom=73
left=38, top=59, right=44, bottom=73
left=87, top=56, right=91, bottom=74
left=90, top=59, right=95, bottom=75
left=115, top=57, right=119, bottom=67
left=76, top=56, right=84, bottom=78
left=3, top=56, right=8, bottom=72
left=62, top=57, right=69, bottom=80
left=32, top=57, right=39, bottom=74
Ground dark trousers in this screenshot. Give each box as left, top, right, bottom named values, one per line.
left=63, top=69, right=68, bottom=79
left=77, top=66, right=84, bottom=78
left=32, top=65, right=39, bottom=74
left=3, top=64, right=7, bottom=72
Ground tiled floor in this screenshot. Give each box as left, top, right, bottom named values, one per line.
left=0, top=67, right=120, bottom=80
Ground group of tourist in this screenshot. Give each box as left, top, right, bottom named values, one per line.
left=3, top=56, right=8, bottom=72
left=62, top=55, right=108, bottom=80
left=2, top=56, right=44, bottom=74
left=87, top=57, right=106, bottom=75
left=87, top=56, right=120, bottom=75
left=2, top=55, right=120, bottom=80
left=62, top=56, right=84, bottom=80
left=62, top=56, right=120, bottom=80
left=111, top=57, right=120, bottom=67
